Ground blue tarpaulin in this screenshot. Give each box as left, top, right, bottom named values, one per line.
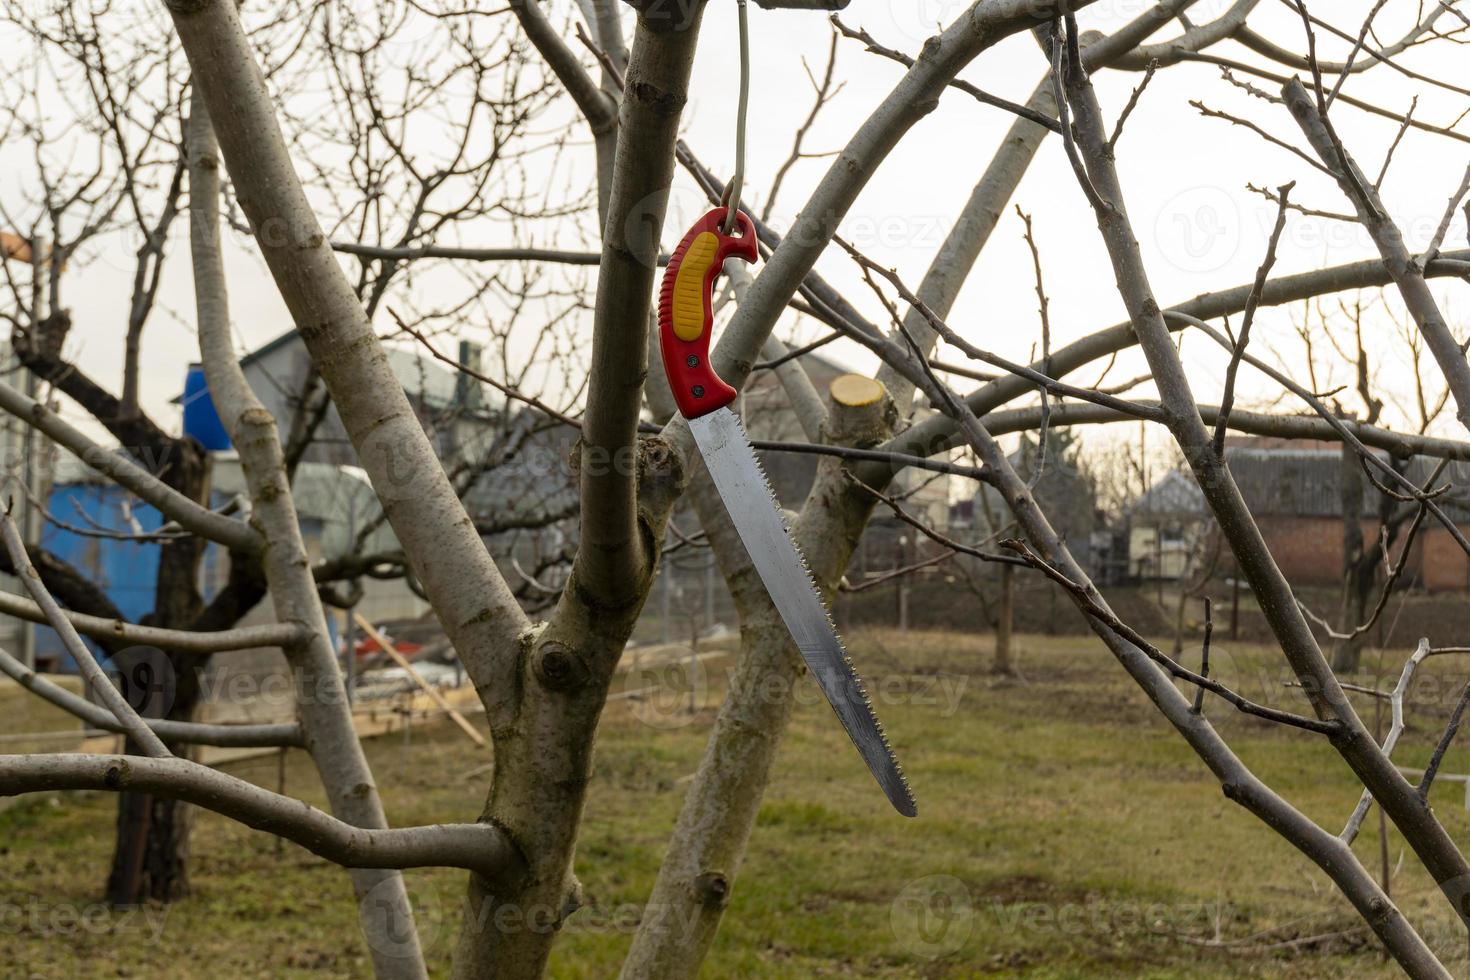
left=35, top=484, right=165, bottom=669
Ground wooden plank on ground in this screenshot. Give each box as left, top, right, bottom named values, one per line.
left=352, top=612, right=487, bottom=749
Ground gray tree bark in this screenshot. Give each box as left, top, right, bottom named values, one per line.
left=186, top=85, right=428, bottom=978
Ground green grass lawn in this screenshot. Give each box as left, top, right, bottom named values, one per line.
left=4, top=628, right=1470, bottom=977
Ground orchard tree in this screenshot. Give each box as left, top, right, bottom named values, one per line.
left=2, top=1, right=1470, bottom=978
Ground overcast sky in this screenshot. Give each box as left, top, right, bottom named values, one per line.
left=4, top=0, right=1468, bottom=462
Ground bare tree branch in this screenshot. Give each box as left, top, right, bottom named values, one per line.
left=1283, top=80, right=1470, bottom=436
left=0, top=754, right=516, bottom=876
left=0, top=587, right=306, bottom=653
left=1, top=504, right=171, bottom=757
left=166, top=0, right=530, bottom=728
left=0, top=379, right=257, bottom=552
left=185, top=78, right=430, bottom=974
left=0, top=641, right=301, bottom=748
left=1213, top=182, right=1293, bottom=456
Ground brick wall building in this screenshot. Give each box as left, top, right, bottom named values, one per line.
left=1129, top=439, right=1470, bottom=591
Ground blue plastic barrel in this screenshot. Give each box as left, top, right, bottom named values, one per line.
left=181, top=363, right=231, bottom=451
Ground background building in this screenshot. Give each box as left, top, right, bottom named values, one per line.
left=1126, top=438, right=1470, bottom=591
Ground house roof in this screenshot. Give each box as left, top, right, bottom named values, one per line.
left=461, top=409, right=580, bottom=528
left=198, top=328, right=503, bottom=413
left=1133, top=447, right=1470, bottom=521
left=1226, top=447, right=1354, bottom=518
left=237, top=327, right=303, bottom=370
left=1131, top=469, right=1207, bottom=517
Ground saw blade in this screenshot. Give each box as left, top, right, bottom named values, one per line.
left=689, top=406, right=916, bottom=817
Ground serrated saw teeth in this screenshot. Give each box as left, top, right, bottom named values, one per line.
left=683, top=405, right=916, bottom=817
left=731, top=414, right=916, bottom=813
left=764, top=477, right=912, bottom=806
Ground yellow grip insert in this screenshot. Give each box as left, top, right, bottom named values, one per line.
left=671, top=231, right=720, bottom=342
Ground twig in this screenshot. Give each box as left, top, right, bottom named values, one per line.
left=333, top=241, right=634, bottom=267
left=1193, top=596, right=1213, bottom=713
left=1108, top=58, right=1158, bottom=148
left=763, top=27, right=843, bottom=222
left=574, top=20, right=626, bottom=90
left=1420, top=159, right=1470, bottom=262
left=841, top=550, right=954, bottom=592
left=1173, top=311, right=1470, bottom=557
left=752, top=330, right=842, bottom=371
left=835, top=237, right=1166, bottom=424
left=847, top=476, right=1027, bottom=568
left=1016, top=206, right=1052, bottom=489
left=1296, top=461, right=1444, bottom=642
left=830, top=15, right=1060, bottom=134
left=1418, top=645, right=1470, bottom=797
left=1000, top=538, right=1339, bottom=735
left=1288, top=0, right=1385, bottom=220
left=1282, top=77, right=1470, bottom=440
left=1373, top=95, right=1417, bottom=190
left=1213, top=182, right=1293, bottom=457
left=753, top=439, right=988, bottom=481
left=1342, top=639, right=1430, bottom=843
left=1049, top=19, right=1110, bottom=215
left=1179, top=49, right=1470, bottom=145
left=926, top=358, right=999, bottom=384
left=1324, top=0, right=1391, bottom=109
left=1246, top=182, right=1353, bottom=222
left=388, top=307, right=583, bottom=430
left=0, top=501, right=169, bottom=758
left=1190, top=101, right=1336, bottom=176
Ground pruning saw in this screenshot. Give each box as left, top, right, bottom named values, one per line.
left=657, top=206, right=916, bottom=817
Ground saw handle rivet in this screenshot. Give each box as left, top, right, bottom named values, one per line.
left=685, top=355, right=699, bottom=368
left=691, top=385, right=705, bottom=398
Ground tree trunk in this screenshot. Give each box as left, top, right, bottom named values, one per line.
left=182, top=81, right=434, bottom=975
left=105, top=727, right=198, bottom=904
left=106, top=443, right=209, bottom=905
left=1171, top=583, right=1189, bottom=656
left=1332, top=440, right=1367, bottom=673
left=995, top=562, right=1014, bottom=675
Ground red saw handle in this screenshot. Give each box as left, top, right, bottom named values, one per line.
left=658, top=207, right=759, bottom=419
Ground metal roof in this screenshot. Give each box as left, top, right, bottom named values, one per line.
left=1131, top=469, right=1207, bottom=517
left=1133, top=447, right=1470, bottom=521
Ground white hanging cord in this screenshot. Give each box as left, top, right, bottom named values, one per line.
left=720, top=0, right=750, bottom=235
